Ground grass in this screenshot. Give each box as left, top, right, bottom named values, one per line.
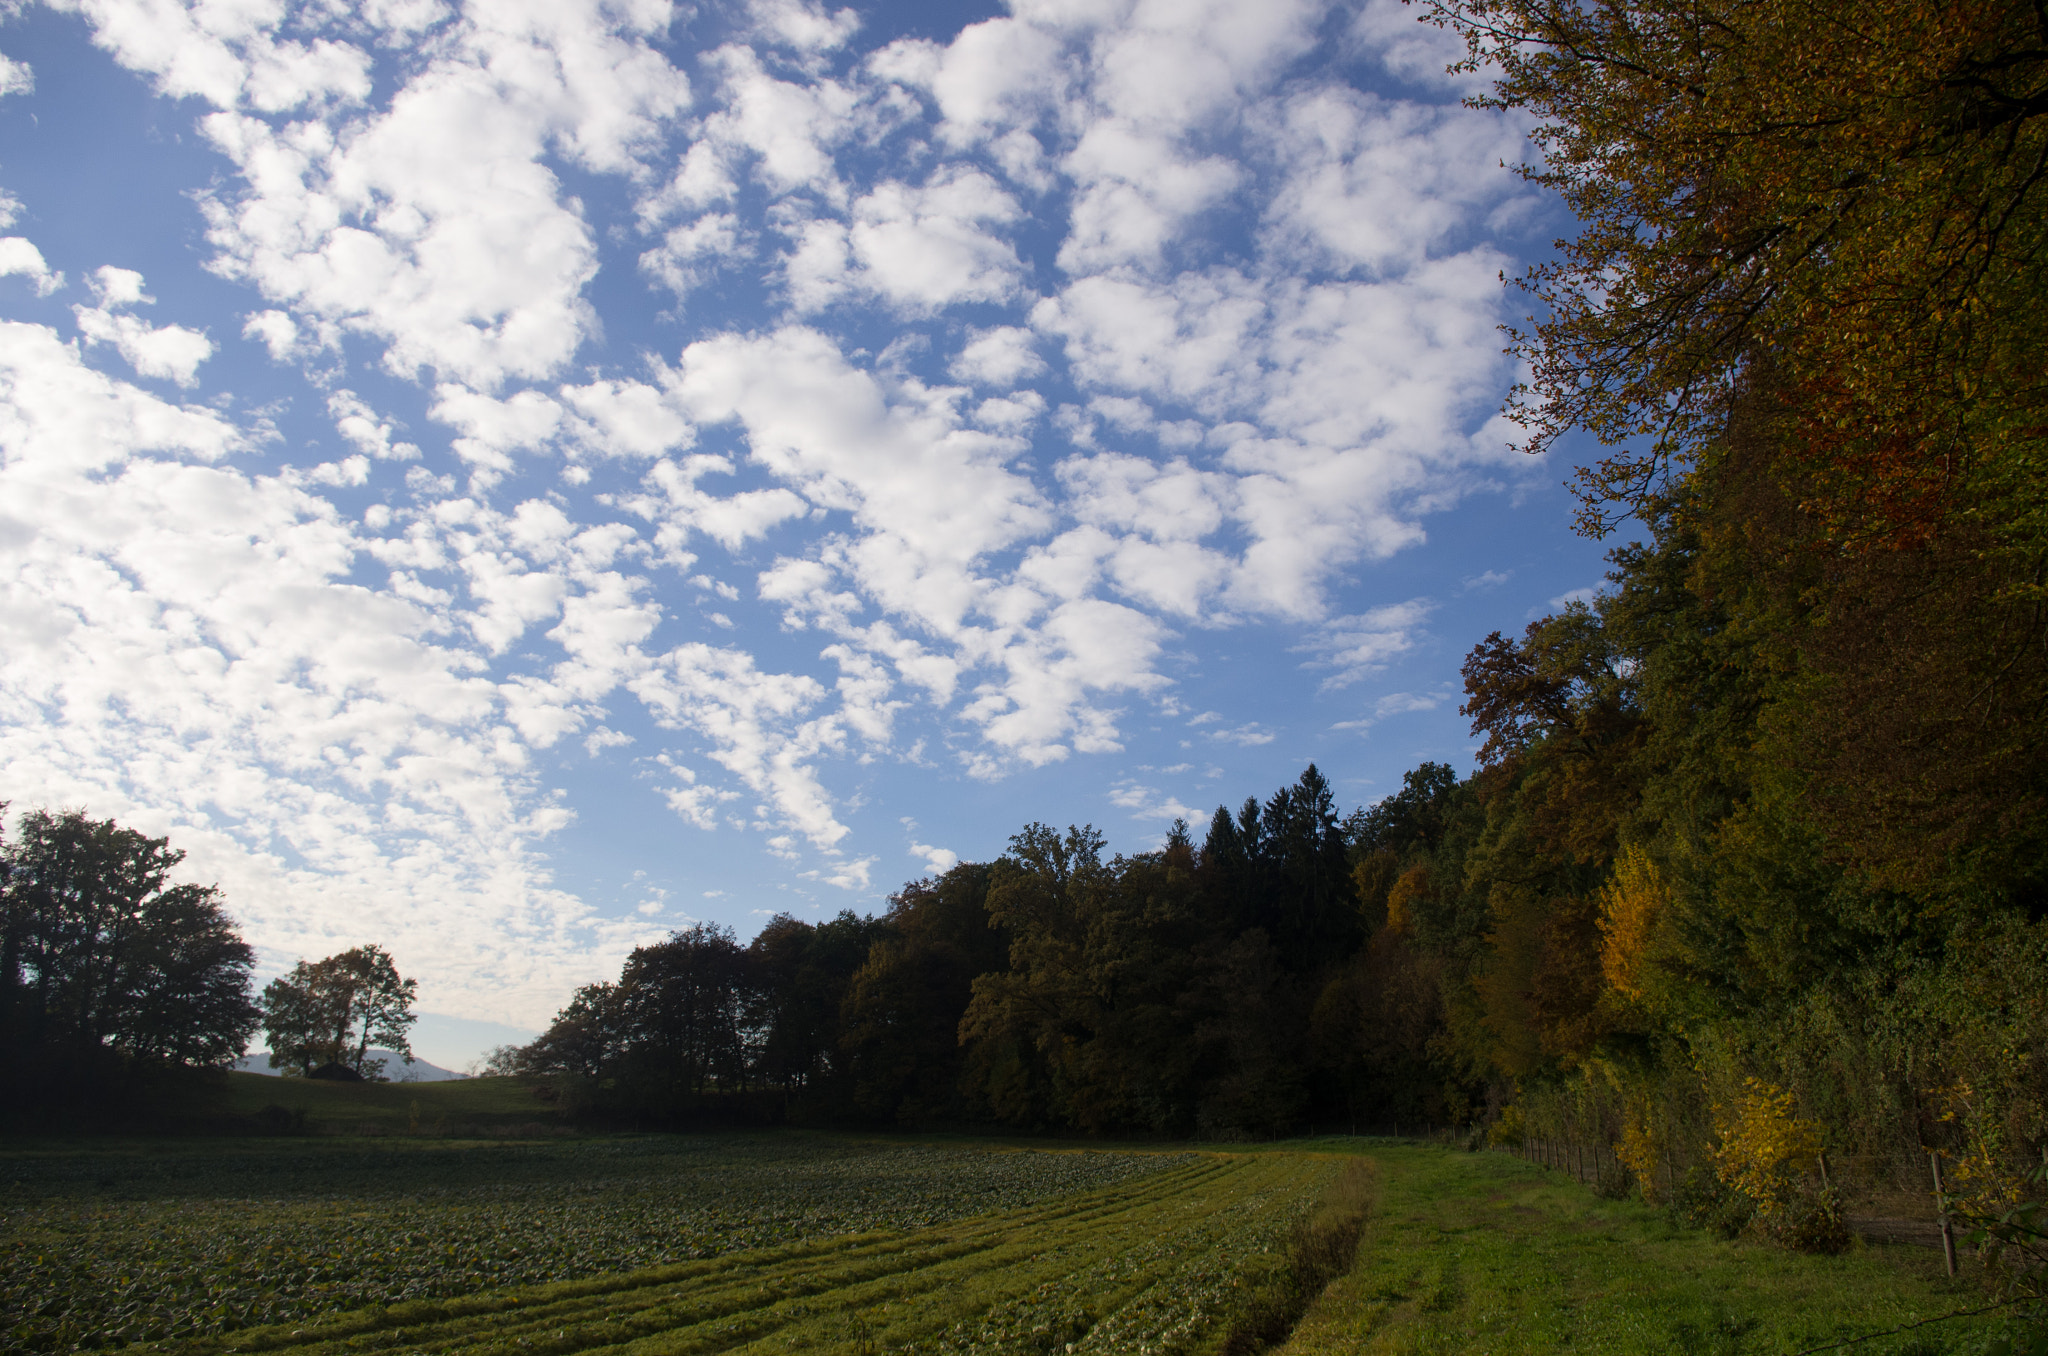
left=213, top=1072, right=554, bottom=1133
left=1278, top=1143, right=2006, bottom=1356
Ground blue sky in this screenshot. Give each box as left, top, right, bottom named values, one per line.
left=0, top=0, right=1612, bottom=1068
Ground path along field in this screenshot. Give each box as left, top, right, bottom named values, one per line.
left=0, top=1129, right=2013, bottom=1356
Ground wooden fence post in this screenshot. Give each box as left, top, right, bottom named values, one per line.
left=1931, top=1152, right=1957, bottom=1278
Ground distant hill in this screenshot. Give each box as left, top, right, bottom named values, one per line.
left=234, top=1049, right=465, bottom=1082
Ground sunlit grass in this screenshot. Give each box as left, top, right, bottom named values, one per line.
left=214, top=1071, right=550, bottom=1131
left=1281, top=1145, right=1999, bottom=1356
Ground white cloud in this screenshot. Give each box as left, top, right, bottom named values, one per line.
left=1054, top=0, right=1323, bottom=271
left=430, top=385, right=563, bottom=476
left=1108, top=778, right=1200, bottom=822
left=559, top=375, right=695, bottom=460
left=614, top=453, right=809, bottom=559
left=812, top=855, right=874, bottom=889
left=328, top=389, right=422, bottom=461
left=782, top=169, right=1027, bottom=315
left=749, top=0, right=861, bottom=55
left=1348, top=0, right=1490, bottom=94
left=870, top=16, right=1066, bottom=152
left=185, top=0, right=690, bottom=390
left=242, top=309, right=300, bottom=361
left=675, top=326, right=1049, bottom=631
left=910, top=840, right=957, bottom=874
left=951, top=325, right=1046, bottom=388
left=700, top=44, right=858, bottom=200
left=1260, top=86, right=1528, bottom=276
left=842, top=168, right=1026, bottom=313
left=0, top=237, right=61, bottom=296
left=73, top=266, right=214, bottom=387
left=1056, top=452, right=1232, bottom=616
left=640, top=212, right=746, bottom=300
left=632, top=641, right=851, bottom=850
left=70, top=0, right=372, bottom=113
left=1304, top=599, right=1433, bottom=689
left=973, top=390, right=1046, bottom=434
left=0, top=52, right=33, bottom=98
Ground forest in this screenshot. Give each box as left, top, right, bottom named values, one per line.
left=511, top=0, right=2048, bottom=1262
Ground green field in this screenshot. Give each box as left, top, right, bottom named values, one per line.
left=0, top=1123, right=2013, bottom=1356
left=1282, top=1147, right=2001, bottom=1356
left=214, top=1071, right=561, bottom=1134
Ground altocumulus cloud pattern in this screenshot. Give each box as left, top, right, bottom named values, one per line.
left=0, top=0, right=1570, bottom=1034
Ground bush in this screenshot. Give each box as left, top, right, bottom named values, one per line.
left=1675, top=1164, right=1755, bottom=1239
left=1766, top=1183, right=1851, bottom=1255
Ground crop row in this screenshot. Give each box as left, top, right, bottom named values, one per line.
left=148, top=1152, right=1336, bottom=1356
left=0, top=1137, right=1187, bottom=1354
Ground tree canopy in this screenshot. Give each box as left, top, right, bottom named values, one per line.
left=1430, top=0, right=2048, bottom=546
left=261, top=944, right=418, bottom=1079
left=0, top=809, right=260, bottom=1119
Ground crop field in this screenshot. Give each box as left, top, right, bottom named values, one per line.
left=2, top=1134, right=1248, bottom=1355
left=4, top=1132, right=2011, bottom=1356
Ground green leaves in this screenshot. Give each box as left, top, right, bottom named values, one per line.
left=0, top=1137, right=1180, bottom=1355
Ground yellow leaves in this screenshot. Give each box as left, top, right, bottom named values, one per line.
left=1597, top=843, right=1669, bottom=1002
left=1614, top=1106, right=1665, bottom=1204
left=1712, top=1077, right=1822, bottom=1222
left=1385, top=866, right=1432, bottom=936
left=1928, top=1078, right=2027, bottom=1211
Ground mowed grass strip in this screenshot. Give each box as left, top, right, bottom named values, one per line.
left=1279, top=1145, right=2004, bottom=1356
left=170, top=1155, right=1325, bottom=1356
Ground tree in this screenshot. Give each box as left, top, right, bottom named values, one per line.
left=261, top=944, right=417, bottom=1079
left=841, top=863, right=1005, bottom=1125
left=0, top=809, right=259, bottom=1069
left=1431, top=0, right=2048, bottom=544
left=518, top=981, right=625, bottom=1079
left=616, top=923, right=748, bottom=1094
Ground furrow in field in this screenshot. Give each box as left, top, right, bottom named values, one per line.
left=608, top=1160, right=1290, bottom=1356
left=199, top=1157, right=1245, bottom=1356
left=858, top=1158, right=1332, bottom=1356
left=691, top=1158, right=1326, bottom=1356
left=199, top=1157, right=1231, bottom=1356
left=412, top=1158, right=1240, bottom=1346
left=407, top=1161, right=1253, bottom=1356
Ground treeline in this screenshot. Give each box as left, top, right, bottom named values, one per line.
left=513, top=765, right=1405, bottom=1138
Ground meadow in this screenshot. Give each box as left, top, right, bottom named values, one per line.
left=0, top=1106, right=2014, bottom=1356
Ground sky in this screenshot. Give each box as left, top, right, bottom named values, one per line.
left=0, top=0, right=1615, bottom=1070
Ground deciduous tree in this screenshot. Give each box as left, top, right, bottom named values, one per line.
left=0, top=809, right=258, bottom=1070
left=260, top=944, right=417, bottom=1078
